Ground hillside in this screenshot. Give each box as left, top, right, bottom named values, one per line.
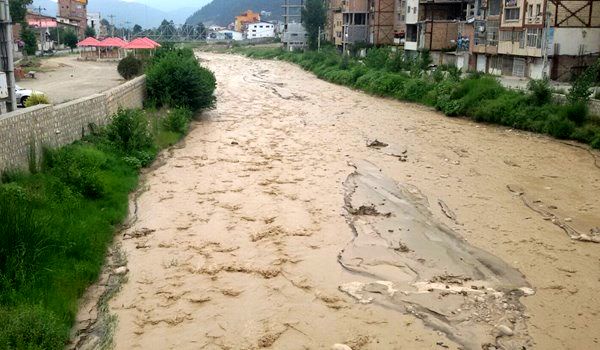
left=30, top=0, right=199, bottom=28
left=186, top=0, right=284, bottom=26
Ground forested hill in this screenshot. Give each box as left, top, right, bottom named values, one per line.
left=185, top=0, right=284, bottom=26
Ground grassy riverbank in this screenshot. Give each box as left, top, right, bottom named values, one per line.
left=0, top=48, right=216, bottom=349
left=229, top=46, right=600, bottom=149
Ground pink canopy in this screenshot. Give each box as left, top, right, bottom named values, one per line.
left=123, top=38, right=156, bottom=50
left=77, top=37, right=102, bottom=47
left=141, top=37, right=161, bottom=47
left=97, top=37, right=126, bottom=48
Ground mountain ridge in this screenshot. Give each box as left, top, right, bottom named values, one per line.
left=186, top=0, right=284, bottom=27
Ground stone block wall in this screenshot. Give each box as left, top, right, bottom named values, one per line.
left=0, top=76, right=145, bottom=172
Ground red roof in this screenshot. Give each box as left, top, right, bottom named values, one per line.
left=97, top=37, right=126, bottom=47
left=77, top=37, right=102, bottom=47
left=123, top=38, right=156, bottom=50
left=141, top=37, right=161, bottom=47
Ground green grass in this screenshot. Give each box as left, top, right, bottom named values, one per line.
left=230, top=46, right=600, bottom=149
left=0, top=108, right=190, bottom=349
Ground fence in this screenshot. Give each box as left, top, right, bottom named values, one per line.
left=0, top=76, right=145, bottom=172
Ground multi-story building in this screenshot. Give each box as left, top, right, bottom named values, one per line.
left=86, top=12, right=100, bottom=38
left=472, top=0, right=599, bottom=80
left=235, top=10, right=261, bottom=32
left=245, top=22, right=276, bottom=39
left=58, top=0, right=87, bottom=38
left=369, top=0, right=396, bottom=45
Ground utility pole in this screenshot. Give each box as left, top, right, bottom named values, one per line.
left=0, top=0, right=17, bottom=112
left=107, top=14, right=116, bottom=37
left=542, top=10, right=552, bottom=79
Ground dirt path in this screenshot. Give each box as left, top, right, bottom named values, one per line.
left=20, top=55, right=121, bottom=104
left=86, top=53, right=598, bottom=349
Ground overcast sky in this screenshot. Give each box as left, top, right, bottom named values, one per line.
left=122, top=0, right=211, bottom=11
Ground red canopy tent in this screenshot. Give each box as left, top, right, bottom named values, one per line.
left=97, top=37, right=127, bottom=59
left=123, top=38, right=156, bottom=50
left=141, top=37, right=161, bottom=48
left=76, top=37, right=102, bottom=60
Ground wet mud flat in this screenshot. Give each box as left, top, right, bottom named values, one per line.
left=340, top=160, right=532, bottom=349
left=72, top=52, right=600, bottom=349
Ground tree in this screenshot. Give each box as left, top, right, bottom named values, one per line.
left=21, top=25, right=37, bottom=55
left=9, top=0, right=32, bottom=23
left=301, top=0, right=326, bottom=50
left=133, top=24, right=143, bottom=35
left=85, top=26, right=96, bottom=38
left=63, top=30, right=78, bottom=52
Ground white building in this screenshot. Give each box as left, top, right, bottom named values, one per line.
left=245, top=22, right=275, bottom=39
left=86, top=12, right=101, bottom=37
left=207, top=30, right=243, bottom=41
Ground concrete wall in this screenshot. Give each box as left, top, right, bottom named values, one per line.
left=0, top=76, right=146, bottom=172
left=551, top=28, right=600, bottom=56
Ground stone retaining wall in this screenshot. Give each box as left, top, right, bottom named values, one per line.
left=0, top=76, right=145, bottom=172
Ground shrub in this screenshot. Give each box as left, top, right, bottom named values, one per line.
left=24, top=94, right=50, bottom=108
left=527, top=78, right=552, bottom=105
left=545, top=115, right=576, bottom=139
left=106, top=109, right=154, bottom=154
left=21, top=26, right=37, bottom=56
left=146, top=49, right=216, bottom=111
left=162, top=108, right=193, bottom=134
left=0, top=306, right=67, bottom=350
left=363, top=47, right=389, bottom=69
left=561, top=102, right=588, bottom=125
left=118, top=55, right=143, bottom=80
left=568, top=59, right=600, bottom=104
left=42, top=145, right=107, bottom=198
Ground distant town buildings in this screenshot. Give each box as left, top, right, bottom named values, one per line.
left=324, top=0, right=600, bottom=81
left=87, top=12, right=101, bottom=38
left=246, top=22, right=276, bottom=39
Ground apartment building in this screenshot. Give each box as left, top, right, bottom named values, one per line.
left=472, top=0, right=599, bottom=80
left=58, top=0, right=87, bottom=38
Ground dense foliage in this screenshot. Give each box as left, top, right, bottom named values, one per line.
left=146, top=48, right=216, bottom=112
left=20, top=26, right=37, bottom=56
left=302, top=0, right=327, bottom=50
left=62, top=30, right=79, bottom=51
left=236, top=47, right=600, bottom=149
left=9, top=0, right=32, bottom=23
left=117, top=55, right=143, bottom=80
left=84, top=26, right=96, bottom=38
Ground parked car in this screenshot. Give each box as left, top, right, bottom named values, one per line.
left=15, top=85, right=45, bottom=107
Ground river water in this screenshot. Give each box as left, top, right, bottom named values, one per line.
left=77, top=52, right=600, bottom=349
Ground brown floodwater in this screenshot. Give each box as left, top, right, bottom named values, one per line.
left=73, top=52, right=600, bottom=350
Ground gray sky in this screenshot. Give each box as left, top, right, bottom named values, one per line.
left=122, top=0, right=211, bottom=11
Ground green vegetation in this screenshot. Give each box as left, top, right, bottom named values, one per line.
left=21, top=26, right=37, bottom=56
left=302, top=0, right=327, bottom=50
left=0, top=48, right=216, bottom=349
left=23, top=94, right=50, bottom=108
left=146, top=48, right=216, bottom=112
left=62, top=30, right=79, bottom=52
left=84, top=26, right=96, bottom=38
left=9, top=0, right=32, bottom=24
left=233, top=46, right=600, bottom=149
left=117, top=55, right=143, bottom=80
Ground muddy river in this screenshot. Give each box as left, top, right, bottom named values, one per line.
left=73, top=52, right=600, bottom=349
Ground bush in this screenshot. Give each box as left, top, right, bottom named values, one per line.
left=21, top=26, right=37, bottom=56
left=146, top=49, right=216, bottom=111
left=106, top=109, right=154, bottom=154
left=23, top=93, right=50, bottom=108
left=162, top=108, right=193, bottom=134
left=118, top=55, right=143, bottom=80
left=562, top=102, right=588, bottom=125
left=363, top=47, right=389, bottom=69
left=527, top=78, right=552, bottom=105
left=545, top=115, right=576, bottom=139
left=0, top=306, right=67, bottom=350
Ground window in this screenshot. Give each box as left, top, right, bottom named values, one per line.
left=504, top=8, right=520, bottom=21
left=528, top=5, right=533, bottom=18
left=487, top=20, right=499, bottom=46
left=406, top=24, right=418, bottom=42
left=354, top=13, right=366, bottom=25
left=489, top=0, right=501, bottom=15
left=536, top=4, right=541, bottom=16
left=526, top=28, right=542, bottom=48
